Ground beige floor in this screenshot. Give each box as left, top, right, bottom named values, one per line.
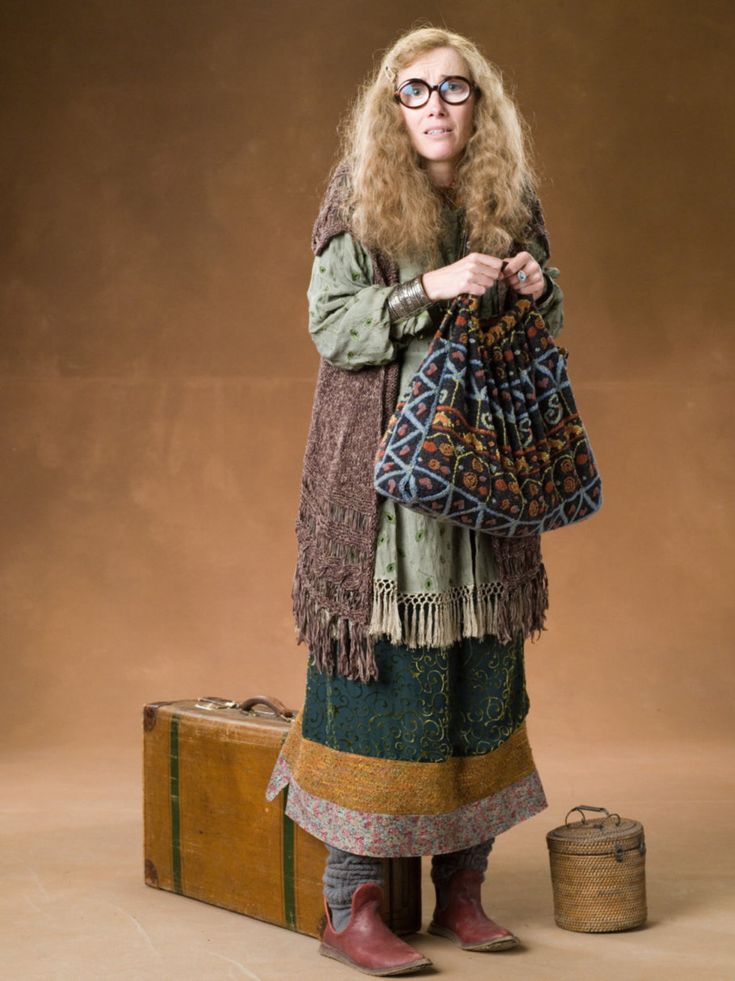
left=1, top=737, right=733, bottom=981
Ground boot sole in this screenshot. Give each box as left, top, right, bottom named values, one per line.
left=318, top=941, right=432, bottom=976
left=427, top=922, right=520, bottom=951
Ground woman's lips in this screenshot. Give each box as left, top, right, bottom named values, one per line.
left=423, top=129, right=453, bottom=139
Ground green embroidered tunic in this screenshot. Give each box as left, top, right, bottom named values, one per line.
left=307, top=206, right=564, bottom=650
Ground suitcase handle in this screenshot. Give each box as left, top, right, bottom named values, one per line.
left=565, top=805, right=621, bottom=827
left=239, top=695, right=295, bottom=721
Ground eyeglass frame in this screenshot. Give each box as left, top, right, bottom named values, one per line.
left=393, top=75, right=480, bottom=109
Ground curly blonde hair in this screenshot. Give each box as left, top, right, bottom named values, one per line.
left=335, top=26, right=541, bottom=264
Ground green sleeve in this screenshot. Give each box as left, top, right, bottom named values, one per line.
left=307, top=232, right=433, bottom=370
left=525, top=235, right=565, bottom=339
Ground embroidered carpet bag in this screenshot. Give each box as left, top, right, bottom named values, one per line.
left=374, top=292, right=602, bottom=537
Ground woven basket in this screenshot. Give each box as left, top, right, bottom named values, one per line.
left=546, top=804, right=647, bottom=932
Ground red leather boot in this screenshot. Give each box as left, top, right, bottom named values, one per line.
left=319, top=881, right=432, bottom=976
left=428, top=868, right=520, bottom=952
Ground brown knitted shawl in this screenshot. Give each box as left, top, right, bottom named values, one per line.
left=292, top=165, right=550, bottom=682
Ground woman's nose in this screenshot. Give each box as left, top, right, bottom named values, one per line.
left=426, top=89, right=447, bottom=113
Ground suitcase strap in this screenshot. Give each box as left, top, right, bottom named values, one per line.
left=168, top=707, right=299, bottom=929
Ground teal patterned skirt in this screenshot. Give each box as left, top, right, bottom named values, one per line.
left=303, top=634, right=529, bottom=759
left=265, top=633, right=548, bottom=856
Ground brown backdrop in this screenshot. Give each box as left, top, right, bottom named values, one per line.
left=1, top=0, right=733, bottom=755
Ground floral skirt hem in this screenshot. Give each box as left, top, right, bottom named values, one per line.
left=265, top=752, right=548, bottom=857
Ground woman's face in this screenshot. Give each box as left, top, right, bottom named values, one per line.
left=395, top=46, right=476, bottom=183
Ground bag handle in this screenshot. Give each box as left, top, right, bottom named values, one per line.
left=445, top=215, right=537, bottom=315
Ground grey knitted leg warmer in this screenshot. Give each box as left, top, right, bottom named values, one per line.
left=431, top=837, right=495, bottom=907
left=323, top=844, right=384, bottom=932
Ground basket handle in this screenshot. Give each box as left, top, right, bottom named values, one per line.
left=565, top=804, right=621, bottom=827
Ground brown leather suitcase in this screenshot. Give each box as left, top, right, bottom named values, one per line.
left=143, top=695, right=422, bottom=938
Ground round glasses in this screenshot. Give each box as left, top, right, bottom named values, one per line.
left=394, top=75, right=478, bottom=109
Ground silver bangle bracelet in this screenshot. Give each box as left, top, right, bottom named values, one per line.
left=386, top=276, right=433, bottom=322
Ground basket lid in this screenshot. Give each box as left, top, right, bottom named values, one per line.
left=546, top=805, right=644, bottom=855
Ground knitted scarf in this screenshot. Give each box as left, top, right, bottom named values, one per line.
left=292, top=164, right=549, bottom=682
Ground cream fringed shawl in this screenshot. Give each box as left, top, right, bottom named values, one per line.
left=292, top=165, right=550, bottom=682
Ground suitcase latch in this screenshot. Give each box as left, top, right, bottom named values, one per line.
left=195, top=696, right=240, bottom=711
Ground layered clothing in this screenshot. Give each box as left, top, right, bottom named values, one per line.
left=266, top=168, right=564, bottom=856
left=291, top=165, right=559, bottom=684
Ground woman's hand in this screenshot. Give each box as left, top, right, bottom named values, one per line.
left=421, top=253, right=506, bottom=301
left=500, top=251, right=545, bottom=301
left=421, top=251, right=545, bottom=302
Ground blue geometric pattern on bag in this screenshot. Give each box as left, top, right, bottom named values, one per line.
left=374, top=293, right=602, bottom=537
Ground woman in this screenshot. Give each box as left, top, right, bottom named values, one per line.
left=266, top=25, right=565, bottom=976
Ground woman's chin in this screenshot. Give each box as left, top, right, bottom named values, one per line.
left=419, top=144, right=459, bottom=162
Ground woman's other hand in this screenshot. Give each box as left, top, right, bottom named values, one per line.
left=501, top=251, right=545, bottom=301
left=421, top=253, right=505, bottom=300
